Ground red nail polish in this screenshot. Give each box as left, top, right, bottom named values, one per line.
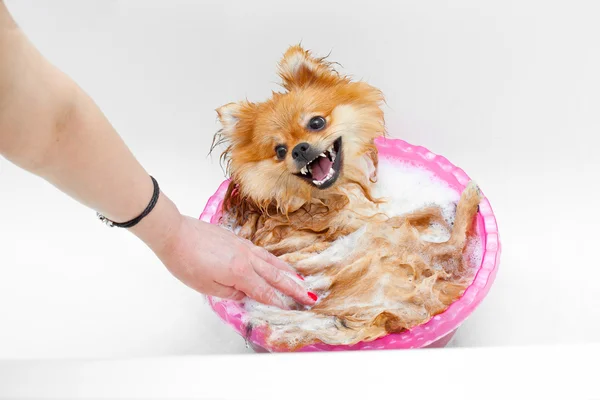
left=296, top=274, right=305, bottom=281
left=307, top=292, right=318, bottom=301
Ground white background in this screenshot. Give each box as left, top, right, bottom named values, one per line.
left=1, top=0, right=599, bottom=363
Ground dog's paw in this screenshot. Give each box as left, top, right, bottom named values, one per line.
left=459, top=181, right=483, bottom=212
left=464, top=181, right=482, bottom=199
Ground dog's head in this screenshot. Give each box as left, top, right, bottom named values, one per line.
left=215, top=45, right=385, bottom=213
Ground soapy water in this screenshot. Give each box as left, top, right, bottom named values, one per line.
left=221, top=158, right=483, bottom=348
left=373, top=158, right=461, bottom=225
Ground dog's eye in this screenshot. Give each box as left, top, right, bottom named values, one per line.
left=275, top=145, right=287, bottom=160
left=308, top=116, right=326, bottom=131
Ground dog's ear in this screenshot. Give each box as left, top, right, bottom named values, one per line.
left=277, top=45, right=342, bottom=90
left=216, top=102, right=243, bottom=136
left=216, top=101, right=257, bottom=139
left=214, top=101, right=257, bottom=161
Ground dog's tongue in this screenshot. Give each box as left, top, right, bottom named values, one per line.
left=311, top=157, right=333, bottom=181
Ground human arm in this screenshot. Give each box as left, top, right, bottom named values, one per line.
left=0, top=1, right=314, bottom=308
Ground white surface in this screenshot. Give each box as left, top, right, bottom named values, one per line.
left=1, top=0, right=600, bottom=360
left=1, top=344, right=599, bottom=400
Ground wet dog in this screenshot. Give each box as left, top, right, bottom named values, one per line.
left=213, top=46, right=482, bottom=350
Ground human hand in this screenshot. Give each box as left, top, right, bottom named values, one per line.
left=153, top=215, right=316, bottom=309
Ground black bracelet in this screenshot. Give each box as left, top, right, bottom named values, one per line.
left=96, top=176, right=160, bottom=228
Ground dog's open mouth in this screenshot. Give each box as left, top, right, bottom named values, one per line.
left=295, top=137, right=343, bottom=189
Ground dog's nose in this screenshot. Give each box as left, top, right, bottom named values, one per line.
left=292, top=142, right=311, bottom=161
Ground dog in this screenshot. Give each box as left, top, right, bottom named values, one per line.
left=212, top=45, right=482, bottom=350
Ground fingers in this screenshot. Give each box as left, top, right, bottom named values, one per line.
left=218, top=236, right=315, bottom=308
left=250, top=256, right=316, bottom=306
left=239, top=238, right=296, bottom=274
left=252, top=246, right=296, bottom=274
left=233, top=271, right=291, bottom=309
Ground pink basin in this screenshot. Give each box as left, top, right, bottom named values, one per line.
left=200, top=137, right=501, bottom=352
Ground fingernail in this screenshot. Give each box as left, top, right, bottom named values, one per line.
left=296, top=274, right=305, bottom=281
left=307, top=292, right=318, bottom=302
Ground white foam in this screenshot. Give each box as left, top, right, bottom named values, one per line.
left=420, top=222, right=451, bottom=243
left=219, top=213, right=241, bottom=234
left=299, top=225, right=367, bottom=266
left=373, top=158, right=461, bottom=224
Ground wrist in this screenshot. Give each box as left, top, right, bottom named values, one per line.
left=128, top=191, right=184, bottom=256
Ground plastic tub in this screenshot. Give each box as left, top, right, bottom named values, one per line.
left=200, top=137, right=501, bottom=352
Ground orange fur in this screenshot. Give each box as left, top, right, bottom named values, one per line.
left=213, top=46, right=481, bottom=350
left=214, top=45, right=385, bottom=218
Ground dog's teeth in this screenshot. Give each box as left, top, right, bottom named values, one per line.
left=319, top=153, right=326, bottom=158
left=311, top=168, right=338, bottom=186
left=300, top=166, right=308, bottom=175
